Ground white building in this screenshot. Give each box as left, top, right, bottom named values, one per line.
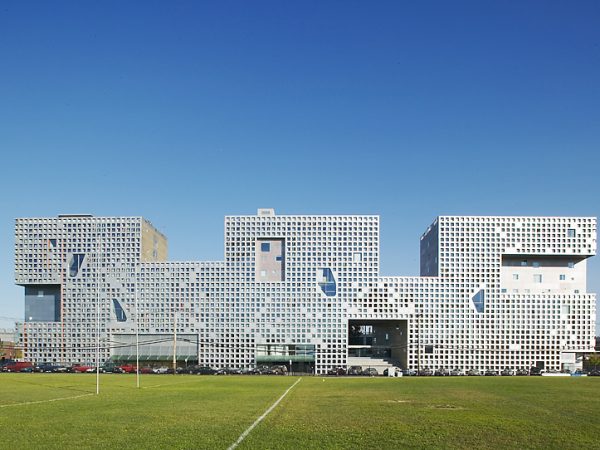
left=14, top=211, right=596, bottom=374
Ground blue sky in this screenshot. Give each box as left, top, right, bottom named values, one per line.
left=1, top=1, right=599, bottom=333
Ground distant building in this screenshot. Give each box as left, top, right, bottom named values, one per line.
left=14, top=211, right=597, bottom=373
left=0, top=328, right=19, bottom=360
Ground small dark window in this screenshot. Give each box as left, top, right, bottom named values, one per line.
left=261, top=242, right=270, bottom=252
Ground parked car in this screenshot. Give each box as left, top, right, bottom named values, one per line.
left=529, top=367, right=543, bottom=376
left=118, top=365, right=137, bottom=374
left=101, top=363, right=119, bottom=373
left=484, top=369, right=498, bottom=376
left=501, top=368, right=515, bottom=376
left=34, top=363, right=63, bottom=373
left=216, top=367, right=242, bottom=375
left=515, top=368, right=529, bottom=376
left=69, top=365, right=94, bottom=373
left=256, top=365, right=275, bottom=375
left=327, top=367, right=347, bottom=376
left=347, top=366, right=363, bottom=376
left=434, top=368, right=449, bottom=376
left=418, top=367, right=433, bottom=376
left=362, top=367, right=378, bottom=376
left=4, top=361, right=33, bottom=372
left=179, top=365, right=198, bottom=374
left=383, top=367, right=402, bottom=377
left=0, top=359, right=16, bottom=371
left=197, top=366, right=217, bottom=375
left=450, top=368, right=464, bottom=376
left=153, top=366, right=169, bottom=374
left=402, top=369, right=417, bottom=376
left=467, top=369, right=481, bottom=376
left=271, top=365, right=288, bottom=375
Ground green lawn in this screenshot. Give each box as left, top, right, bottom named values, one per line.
left=0, top=374, right=598, bottom=449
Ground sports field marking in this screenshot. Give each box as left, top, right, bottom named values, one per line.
left=0, top=392, right=94, bottom=409
left=227, top=377, right=302, bottom=450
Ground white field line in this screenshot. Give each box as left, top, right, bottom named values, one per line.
left=227, top=377, right=302, bottom=450
left=0, top=392, right=94, bottom=409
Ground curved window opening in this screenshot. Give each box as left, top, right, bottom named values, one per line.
left=112, top=299, right=127, bottom=322
left=318, top=268, right=336, bottom=297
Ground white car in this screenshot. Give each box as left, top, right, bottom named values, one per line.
left=385, top=367, right=402, bottom=377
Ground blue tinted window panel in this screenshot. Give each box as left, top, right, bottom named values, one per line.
left=69, top=253, right=86, bottom=277
left=472, top=290, right=485, bottom=313
left=24, top=285, right=61, bottom=322
left=318, top=268, right=337, bottom=297
left=112, top=299, right=127, bottom=322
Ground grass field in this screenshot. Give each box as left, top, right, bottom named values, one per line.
left=0, top=374, right=598, bottom=449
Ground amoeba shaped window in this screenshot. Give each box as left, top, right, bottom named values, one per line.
left=471, top=289, right=485, bottom=313
left=318, top=268, right=336, bottom=297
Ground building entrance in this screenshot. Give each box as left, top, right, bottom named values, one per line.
left=348, top=320, right=408, bottom=369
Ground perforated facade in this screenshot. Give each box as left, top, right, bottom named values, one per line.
left=15, top=211, right=597, bottom=374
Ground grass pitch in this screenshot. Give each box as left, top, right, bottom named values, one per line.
left=0, top=374, right=598, bottom=449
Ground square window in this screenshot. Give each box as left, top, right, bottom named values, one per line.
left=567, top=229, right=576, bottom=238
left=559, top=274, right=566, bottom=281
left=533, top=274, right=542, bottom=283
left=512, top=274, right=519, bottom=280
left=261, top=242, right=270, bottom=252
